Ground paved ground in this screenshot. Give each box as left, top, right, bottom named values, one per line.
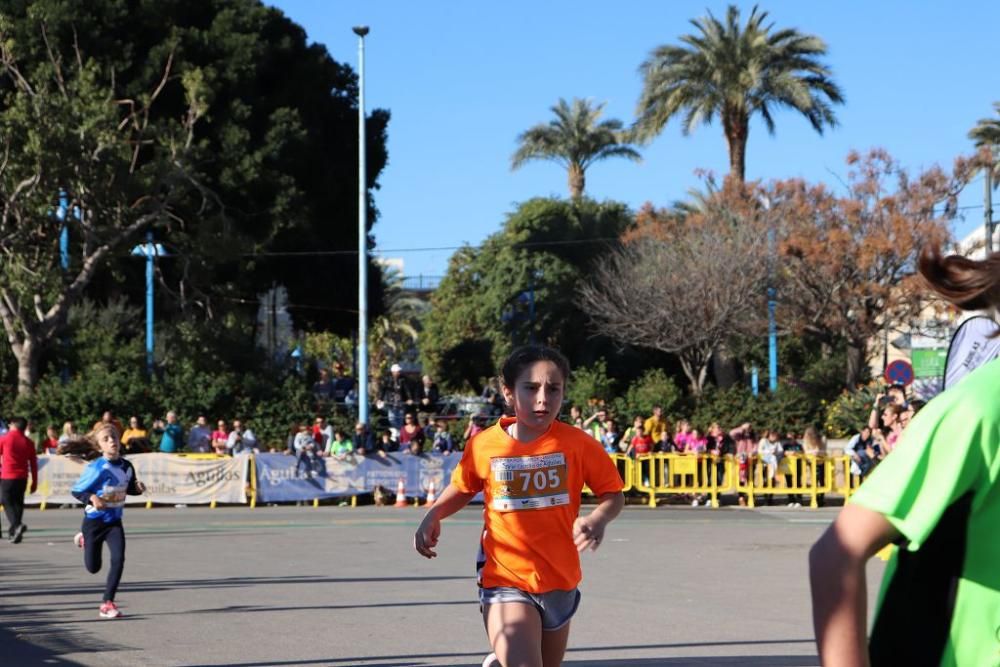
left=0, top=503, right=884, bottom=666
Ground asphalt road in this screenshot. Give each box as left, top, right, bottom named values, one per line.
left=0, top=504, right=883, bottom=666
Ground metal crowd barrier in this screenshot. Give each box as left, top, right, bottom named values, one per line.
left=17, top=451, right=864, bottom=511
left=586, top=452, right=865, bottom=509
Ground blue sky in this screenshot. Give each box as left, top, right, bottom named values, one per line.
left=269, top=1, right=999, bottom=279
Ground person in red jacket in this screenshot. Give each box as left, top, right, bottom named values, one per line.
left=0, top=416, right=39, bottom=544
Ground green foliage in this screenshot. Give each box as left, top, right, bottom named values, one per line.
left=303, top=331, right=354, bottom=370
left=13, top=297, right=319, bottom=449
left=512, top=97, right=641, bottom=199
left=690, top=384, right=819, bottom=435
left=420, top=197, right=634, bottom=392
left=689, top=385, right=753, bottom=429
left=232, top=376, right=317, bottom=448
left=730, top=332, right=854, bottom=405
left=14, top=360, right=317, bottom=450
left=823, top=383, right=879, bottom=438
left=634, top=4, right=843, bottom=180
left=0, top=0, right=392, bottom=397
left=610, top=368, right=683, bottom=422
left=564, top=359, right=618, bottom=413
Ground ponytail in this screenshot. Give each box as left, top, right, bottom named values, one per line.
left=918, top=244, right=1000, bottom=311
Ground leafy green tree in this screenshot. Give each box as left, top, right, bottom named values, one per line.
left=969, top=102, right=1000, bottom=184
left=420, top=198, right=633, bottom=390
left=0, top=0, right=391, bottom=393
left=0, top=20, right=205, bottom=395
left=512, top=98, right=640, bottom=199
left=564, top=359, right=618, bottom=414
left=634, top=4, right=843, bottom=182
left=611, top=368, right=684, bottom=423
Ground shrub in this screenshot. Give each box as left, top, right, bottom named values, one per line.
left=691, top=383, right=820, bottom=435
left=824, top=383, right=879, bottom=438
left=565, top=358, right=617, bottom=414
left=610, top=368, right=683, bottom=422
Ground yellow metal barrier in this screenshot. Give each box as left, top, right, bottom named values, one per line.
left=633, top=454, right=732, bottom=508
left=737, top=454, right=852, bottom=508
left=249, top=455, right=258, bottom=509
left=617, top=453, right=864, bottom=509
left=582, top=453, right=633, bottom=498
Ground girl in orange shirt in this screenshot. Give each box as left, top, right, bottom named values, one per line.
left=414, top=345, right=625, bottom=667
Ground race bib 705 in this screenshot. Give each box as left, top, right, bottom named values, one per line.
left=490, top=453, right=569, bottom=511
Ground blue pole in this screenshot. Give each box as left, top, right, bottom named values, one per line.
left=751, top=365, right=759, bottom=396
left=58, top=190, right=69, bottom=270
left=145, top=230, right=154, bottom=376
left=354, top=26, right=370, bottom=426
left=766, top=217, right=778, bottom=392
left=57, top=191, right=70, bottom=384
left=767, top=289, right=777, bottom=392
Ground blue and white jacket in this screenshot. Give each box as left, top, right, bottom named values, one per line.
left=71, top=457, right=141, bottom=523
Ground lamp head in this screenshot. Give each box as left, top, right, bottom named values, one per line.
left=352, top=26, right=369, bottom=37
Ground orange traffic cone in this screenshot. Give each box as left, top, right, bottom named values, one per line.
left=394, top=477, right=408, bottom=508
left=424, top=479, right=438, bottom=507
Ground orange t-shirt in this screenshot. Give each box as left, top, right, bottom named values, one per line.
left=450, top=416, right=624, bottom=593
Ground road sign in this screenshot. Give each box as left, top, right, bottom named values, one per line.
left=885, top=359, right=914, bottom=386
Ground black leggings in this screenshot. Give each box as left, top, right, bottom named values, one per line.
left=82, top=518, right=126, bottom=602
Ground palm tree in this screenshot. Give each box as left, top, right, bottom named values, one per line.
left=512, top=97, right=641, bottom=199
left=634, top=4, right=844, bottom=182
left=969, top=102, right=1000, bottom=185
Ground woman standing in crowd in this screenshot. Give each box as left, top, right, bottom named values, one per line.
left=120, top=417, right=147, bottom=449
left=59, top=421, right=79, bottom=446
left=211, top=420, right=228, bottom=456
left=399, top=413, right=425, bottom=453
left=802, top=426, right=826, bottom=507
left=41, top=425, right=60, bottom=454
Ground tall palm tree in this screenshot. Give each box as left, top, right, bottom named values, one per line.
left=969, top=102, right=1000, bottom=185
left=634, top=4, right=844, bottom=182
left=512, top=98, right=641, bottom=199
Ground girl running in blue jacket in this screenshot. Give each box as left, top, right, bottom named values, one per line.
left=71, top=423, right=146, bottom=619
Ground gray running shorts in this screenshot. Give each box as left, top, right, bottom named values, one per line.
left=479, top=586, right=581, bottom=631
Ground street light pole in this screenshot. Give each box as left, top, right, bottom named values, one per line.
left=131, top=231, right=166, bottom=377
left=760, top=196, right=778, bottom=392
left=56, top=191, right=71, bottom=383
left=57, top=190, right=70, bottom=271
left=353, top=25, right=370, bottom=426
left=144, top=230, right=155, bottom=376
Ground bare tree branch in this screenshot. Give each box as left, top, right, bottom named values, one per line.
left=580, top=212, right=770, bottom=394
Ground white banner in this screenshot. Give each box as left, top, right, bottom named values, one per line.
left=26, top=453, right=249, bottom=506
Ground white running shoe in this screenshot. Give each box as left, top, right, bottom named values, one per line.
left=99, top=601, right=122, bottom=619
left=481, top=652, right=500, bottom=667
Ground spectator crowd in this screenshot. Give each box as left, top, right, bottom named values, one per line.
left=2, top=359, right=921, bottom=508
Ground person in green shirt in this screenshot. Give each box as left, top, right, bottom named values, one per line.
left=810, top=245, right=1000, bottom=666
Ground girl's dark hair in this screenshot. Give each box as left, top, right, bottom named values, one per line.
left=500, top=345, right=571, bottom=388
left=883, top=403, right=905, bottom=418
left=918, top=244, right=1000, bottom=311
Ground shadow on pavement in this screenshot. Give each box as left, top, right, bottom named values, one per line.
left=4, top=573, right=474, bottom=598
left=565, top=657, right=818, bottom=666
left=0, top=618, right=129, bottom=665
left=145, top=599, right=476, bottom=615
left=184, top=639, right=817, bottom=667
